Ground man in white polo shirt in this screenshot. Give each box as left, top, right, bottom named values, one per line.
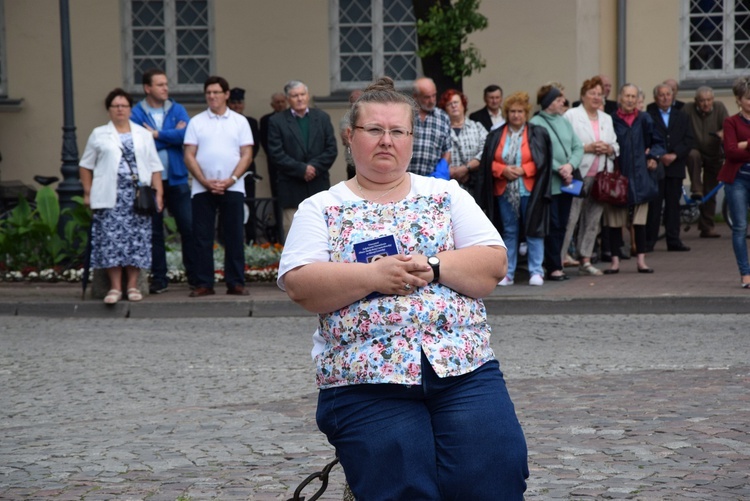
left=184, top=76, right=254, bottom=297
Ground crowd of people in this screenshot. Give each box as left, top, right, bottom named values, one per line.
left=78, top=69, right=750, bottom=305
left=432, top=74, right=748, bottom=287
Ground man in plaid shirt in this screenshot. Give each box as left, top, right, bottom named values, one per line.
left=409, top=78, right=451, bottom=176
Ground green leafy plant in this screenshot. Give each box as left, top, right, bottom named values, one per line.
left=416, top=0, right=488, bottom=83
left=61, top=195, right=92, bottom=264
left=0, top=188, right=90, bottom=272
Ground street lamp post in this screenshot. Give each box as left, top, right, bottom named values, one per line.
left=56, top=0, right=82, bottom=213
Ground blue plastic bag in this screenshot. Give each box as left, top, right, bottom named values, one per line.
left=430, top=158, right=451, bottom=180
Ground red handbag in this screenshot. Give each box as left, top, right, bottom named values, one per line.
left=591, top=164, right=628, bottom=206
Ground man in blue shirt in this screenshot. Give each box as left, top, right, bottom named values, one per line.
left=131, top=68, right=197, bottom=293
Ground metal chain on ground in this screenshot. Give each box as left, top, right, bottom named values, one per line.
left=287, top=456, right=347, bottom=501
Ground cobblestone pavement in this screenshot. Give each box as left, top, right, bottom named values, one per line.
left=1, top=314, right=748, bottom=500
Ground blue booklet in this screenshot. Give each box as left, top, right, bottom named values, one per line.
left=354, top=235, right=400, bottom=299
left=560, top=178, right=584, bottom=197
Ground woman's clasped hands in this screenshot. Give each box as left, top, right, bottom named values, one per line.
left=369, top=254, right=432, bottom=295
left=502, top=165, right=524, bottom=181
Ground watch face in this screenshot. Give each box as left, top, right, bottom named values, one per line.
left=428, top=256, right=439, bottom=266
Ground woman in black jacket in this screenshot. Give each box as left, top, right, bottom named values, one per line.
left=479, top=92, right=553, bottom=286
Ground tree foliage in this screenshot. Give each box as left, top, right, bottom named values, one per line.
left=415, top=0, right=488, bottom=84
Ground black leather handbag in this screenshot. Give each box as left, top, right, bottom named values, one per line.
left=121, top=146, right=157, bottom=216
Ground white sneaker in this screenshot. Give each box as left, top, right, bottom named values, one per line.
left=498, top=276, right=514, bottom=286
left=529, top=274, right=544, bottom=286
left=519, top=242, right=528, bottom=256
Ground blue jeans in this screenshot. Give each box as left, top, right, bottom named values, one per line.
left=497, top=195, right=544, bottom=279
left=725, top=176, right=750, bottom=276
left=151, top=182, right=197, bottom=288
left=192, top=191, right=246, bottom=289
left=317, top=354, right=528, bottom=500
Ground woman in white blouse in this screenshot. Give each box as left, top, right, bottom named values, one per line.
left=562, top=77, right=619, bottom=275
left=79, top=88, right=163, bottom=304
left=440, top=89, right=489, bottom=203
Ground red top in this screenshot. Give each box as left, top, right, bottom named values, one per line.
left=719, top=114, right=750, bottom=183
left=491, top=127, right=537, bottom=196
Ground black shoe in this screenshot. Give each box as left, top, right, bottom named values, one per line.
left=603, top=268, right=619, bottom=275
left=667, top=243, right=691, bottom=252
left=638, top=267, right=655, bottom=274
left=546, top=274, right=567, bottom=282
left=149, top=284, right=168, bottom=294
left=690, top=193, right=703, bottom=201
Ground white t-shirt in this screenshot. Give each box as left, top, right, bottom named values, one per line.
left=278, top=173, right=504, bottom=361
left=278, top=173, right=504, bottom=288
left=184, top=107, right=254, bottom=196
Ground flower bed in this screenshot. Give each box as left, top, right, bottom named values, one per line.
left=0, top=243, right=282, bottom=283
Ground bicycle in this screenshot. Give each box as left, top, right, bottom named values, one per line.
left=0, top=174, right=60, bottom=220
left=677, top=181, right=749, bottom=237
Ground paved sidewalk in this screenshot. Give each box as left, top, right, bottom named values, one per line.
left=1, top=223, right=748, bottom=317
left=1, top=315, right=748, bottom=500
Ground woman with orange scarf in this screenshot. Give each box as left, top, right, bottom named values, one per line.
left=479, top=92, right=552, bottom=286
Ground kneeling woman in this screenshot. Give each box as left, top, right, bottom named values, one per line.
left=279, top=77, right=528, bottom=499
left=480, top=91, right=553, bottom=286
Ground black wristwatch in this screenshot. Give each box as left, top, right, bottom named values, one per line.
left=427, top=255, right=440, bottom=283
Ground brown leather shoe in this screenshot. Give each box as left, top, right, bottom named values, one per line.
left=226, top=285, right=249, bottom=296
left=189, top=287, right=215, bottom=297
left=700, top=231, right=721, bottom=238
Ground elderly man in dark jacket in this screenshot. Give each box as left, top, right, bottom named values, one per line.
left=645, top=83, right=695, bottom=252
left=267, top=80, right=338, bottom=240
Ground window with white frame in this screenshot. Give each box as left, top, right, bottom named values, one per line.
left=683, top=0, right=750, bottom=81
left=0, top=0, right=7, bottom=96
left=330, top=0, right=419, bottom=92
left=122, top=0, right=213, bottom=93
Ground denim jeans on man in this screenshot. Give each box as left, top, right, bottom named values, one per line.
left=725, top=175, right=750, bottom=276
left=151, top=182, right=197, bottom=289
left=317, top=353, right=528, bottom=500
left=498, top=195, right=544, bottom=280
left=192, top=191, right=246, bottom=289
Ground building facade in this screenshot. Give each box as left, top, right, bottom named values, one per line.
left=0, top=0, right=742, bottom=198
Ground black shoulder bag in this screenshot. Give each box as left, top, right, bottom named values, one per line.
left=121, top=146, right=157, bottom=216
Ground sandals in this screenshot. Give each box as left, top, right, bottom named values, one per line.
left=127, top=288, right=143, bottom=302
left=579, top=263, right=603, bottom=276
left=103, top=289, right=122, bottom=305
left=563, top=254, right=580, bottom=267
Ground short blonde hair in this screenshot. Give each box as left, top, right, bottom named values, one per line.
left=502, top=92, right=532, bottom=122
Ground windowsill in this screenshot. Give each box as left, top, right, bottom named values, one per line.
left=679, top=78, right=737, bottom=91
left=129, top=92, right=209, bottom=106
left=313, top=91, right=356, bottom=108
left=0, top=97, right=24, bottom=111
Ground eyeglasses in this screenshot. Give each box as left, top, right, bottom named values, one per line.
left=109, top=104, right=131, bottom=109
left=354, top=125, right=413, bottom=140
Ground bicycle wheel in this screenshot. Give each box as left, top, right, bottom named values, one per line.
left=0, top=199, right=36, bottom=222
